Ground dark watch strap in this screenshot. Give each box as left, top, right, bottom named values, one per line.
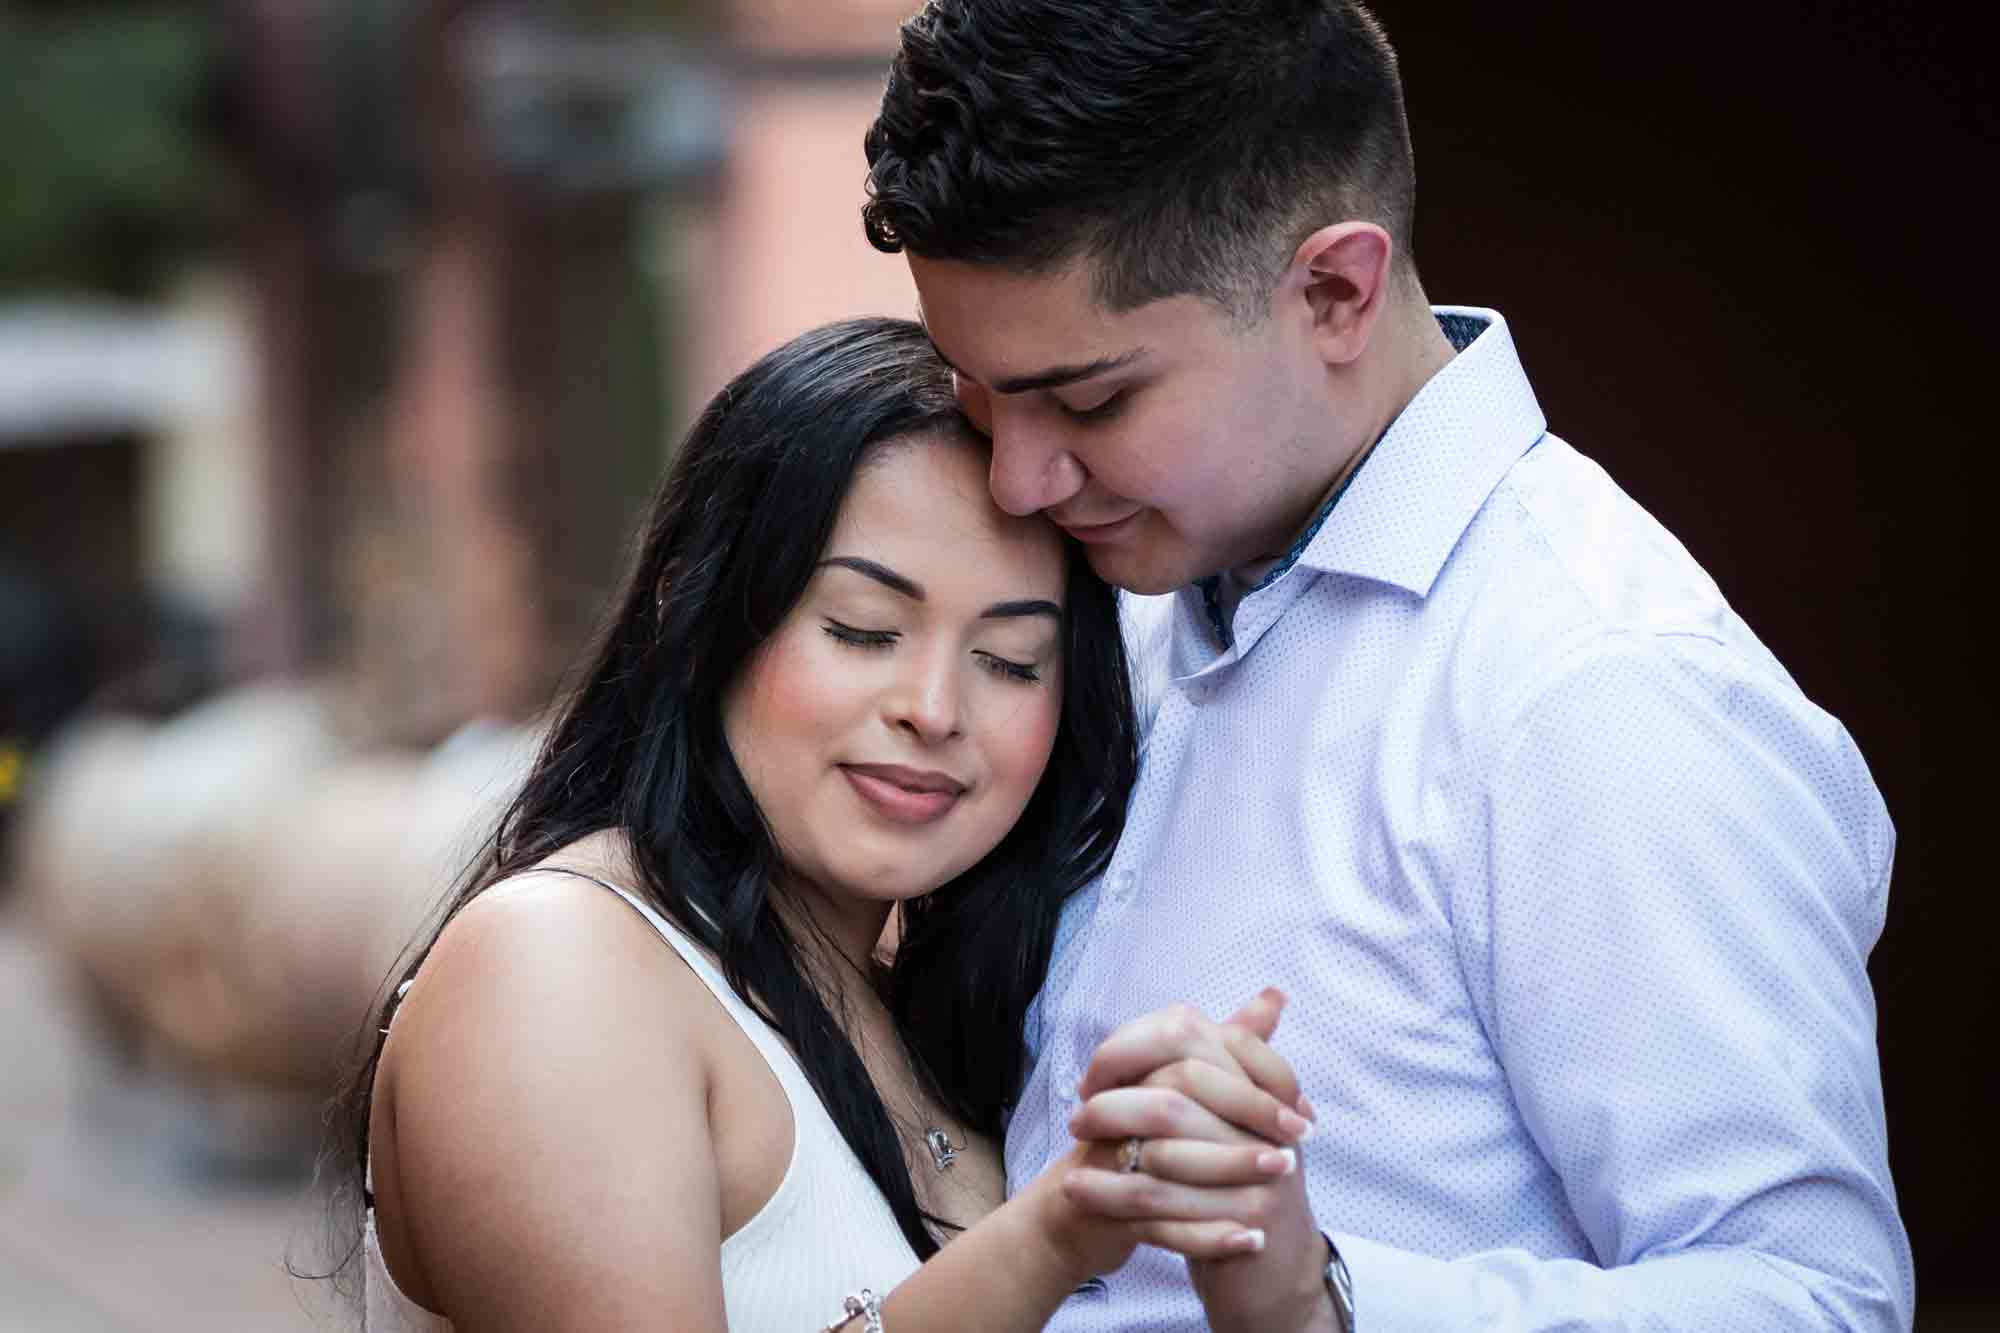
left=1321, top=1231, right=1356, bottom=1332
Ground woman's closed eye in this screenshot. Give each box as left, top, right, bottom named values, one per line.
left=823, top=620, right=897, bottom=648
left=977, top=652, right=1041, bottom=684
left=825, top=621, right=1043, bottom=685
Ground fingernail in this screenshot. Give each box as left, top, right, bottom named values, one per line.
left=1296, top=1093, right=1318, bottom=1123
left=1231, top=1228, right=1267, bottom=1253
left=1257, top=1148, right=1298, bottom=1176
left=1280, top=1108, right=1315, bottom=1142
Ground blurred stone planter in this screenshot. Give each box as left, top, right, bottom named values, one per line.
left=9, top=681, right=538, bottom=1135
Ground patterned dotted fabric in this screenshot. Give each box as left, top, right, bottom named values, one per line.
left=1006, top=308, right=1912, bottom=1331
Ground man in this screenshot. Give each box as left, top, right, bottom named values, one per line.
left=862, top=2, right=1911, bottom=1331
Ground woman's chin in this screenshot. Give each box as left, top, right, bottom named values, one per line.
left=817, top=852, right=985, bottom=907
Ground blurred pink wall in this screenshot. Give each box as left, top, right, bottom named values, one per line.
left=678, top=5, right=920, bottom=416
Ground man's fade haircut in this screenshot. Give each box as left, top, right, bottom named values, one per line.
left=863, top=0, right=1416, bottom=322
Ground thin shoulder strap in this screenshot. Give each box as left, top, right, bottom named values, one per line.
left=530, top=864, right=723, bottom=972
left=526, top=866, right=776, bottom=1039
left=532, top=864, right=651, bottom=909
left=525, top=867, right=837, bottom=1144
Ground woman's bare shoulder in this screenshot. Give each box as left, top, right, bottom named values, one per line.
left=374, top=855, right=731, bottom=1329
left=397, top=852, right=705, bottom=1038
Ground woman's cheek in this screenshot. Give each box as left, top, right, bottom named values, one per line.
left=744, top=626, right=848, bottom=731
left=988, top=687, right=1063, bottom=807
left=725, top=627, right=847, bottom=816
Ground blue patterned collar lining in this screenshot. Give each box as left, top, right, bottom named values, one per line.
left=1196, top=311, right=1489, bottom=647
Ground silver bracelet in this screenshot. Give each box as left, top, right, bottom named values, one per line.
left=824, top=1288, right=884, bottom=1333
left=1320, top=1231, right=1355, bottom=1332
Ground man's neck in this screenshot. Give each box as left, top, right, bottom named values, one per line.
left=1227, top=297, right=1459, bottom=585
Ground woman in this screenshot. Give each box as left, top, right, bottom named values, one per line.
left=337, top=318, right=1305, bottom=1330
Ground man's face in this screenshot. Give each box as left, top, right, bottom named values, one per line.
left=909, top=256, right=1335, bottom=594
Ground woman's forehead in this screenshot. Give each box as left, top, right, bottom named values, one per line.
left=827, top=439, right=1067, bottom=596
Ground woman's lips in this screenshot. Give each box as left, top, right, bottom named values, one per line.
left=841, top=764, right=965, bottom=825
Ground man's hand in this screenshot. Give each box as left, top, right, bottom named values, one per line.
left=1062, top=991, right=1340, bottom=1333
left=1076, top=989, right=1304, bottom=1111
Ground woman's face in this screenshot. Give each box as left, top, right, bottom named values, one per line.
left=724, top=433, right=1069, bottom=916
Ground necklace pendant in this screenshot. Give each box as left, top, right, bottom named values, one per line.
left=923, top=1127, right=958, bottom=1172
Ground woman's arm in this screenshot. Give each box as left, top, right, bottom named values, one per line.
left=375, top=876, right=735, bottom=1331
left=862, top=1137, right=1282, bottom=1332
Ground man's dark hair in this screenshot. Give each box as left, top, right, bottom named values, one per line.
left=863, top=0, right=1417, bottom=321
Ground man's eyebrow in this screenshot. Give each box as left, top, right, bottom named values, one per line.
left=992, top=350, right=1146, bottom=395
left=925, top=335, right=1147, bottom=396
left=820, top=556, right=922, bottom=599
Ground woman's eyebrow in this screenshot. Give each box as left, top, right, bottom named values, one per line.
left=981, top=599, right=1062, bottom=621
left=820, top=556, right=921, bottom=599
left=819, top=557, right=1061, bottom=621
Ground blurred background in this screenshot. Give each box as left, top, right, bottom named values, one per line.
left=0, top=0, right=1990, bottom=1328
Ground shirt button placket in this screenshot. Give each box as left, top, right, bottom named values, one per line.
left=1106, top=868, right=1135, bottom=906
left=1056, top=869, right=1140, bottom=1124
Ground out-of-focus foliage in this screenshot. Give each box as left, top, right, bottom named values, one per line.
left=0, top=7, right=226, bottom=297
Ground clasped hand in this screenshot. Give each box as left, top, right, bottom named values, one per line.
left=1054, top=990, right=1335, bottom=1333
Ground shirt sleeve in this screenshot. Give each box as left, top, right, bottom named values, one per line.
left=1339, top=629, right=1912, bottom=1332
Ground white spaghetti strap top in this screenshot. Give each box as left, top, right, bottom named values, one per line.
left=363, top=869, right=921, bottom=1331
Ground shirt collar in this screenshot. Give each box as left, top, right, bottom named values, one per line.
left=1291, top=306, right=1546, bottom=597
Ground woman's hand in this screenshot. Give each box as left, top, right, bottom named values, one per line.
left=1009, top=995, right=1314, bottom=1282
left=1009, top=1136, right=1276, bottom=1285
left=1059, top=992, right=1339, bottom=1332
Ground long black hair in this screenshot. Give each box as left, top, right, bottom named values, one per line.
left=325, top=316, right=1137, bottom=1269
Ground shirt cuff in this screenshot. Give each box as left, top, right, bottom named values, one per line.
left=1326, top=1231, right=1469, bottom=1333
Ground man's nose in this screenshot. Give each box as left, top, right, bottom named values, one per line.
left=985, top=404, right=1088, bottom=518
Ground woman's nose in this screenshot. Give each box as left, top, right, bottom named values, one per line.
left=888, top=647, right=963, bottom=744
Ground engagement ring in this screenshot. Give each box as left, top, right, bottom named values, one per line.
left=1118, top=1136, right=1144, bottom=1173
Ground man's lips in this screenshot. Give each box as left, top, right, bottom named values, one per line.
left=1056, top=509, right=1142, bottom=544
left=840, top=763, right=967, bottom=825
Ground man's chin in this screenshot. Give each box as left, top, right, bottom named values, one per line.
left=1081, top=543, right=1198, bottom=596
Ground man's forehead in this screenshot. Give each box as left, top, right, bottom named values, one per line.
left=910, top=257, right=1155, bottom=391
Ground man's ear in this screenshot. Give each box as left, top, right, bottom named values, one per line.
left=1283, top=221, right=1394, bottom=368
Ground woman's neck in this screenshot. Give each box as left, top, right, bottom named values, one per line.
left=771, top=878, right=895, bottom=1007
left=569, top=826, right=898, bottom=1035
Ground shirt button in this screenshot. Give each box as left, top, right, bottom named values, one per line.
left=1186, top=679, right=1213, bottom=705
left=1107, top=870, right=1135, bottom=902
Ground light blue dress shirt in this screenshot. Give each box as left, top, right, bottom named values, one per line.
left=1006, top=308, right=1912, bottom=1331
